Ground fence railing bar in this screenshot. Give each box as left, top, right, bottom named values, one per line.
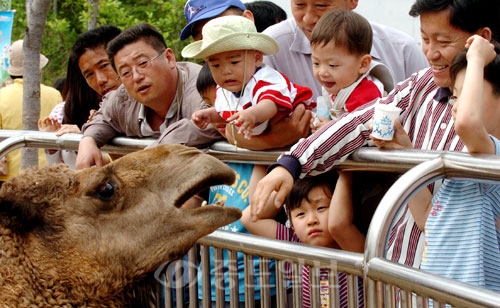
left=0, top=134, right=27, bottom=158
left=0, top=131, right=495, bottom=173
left=2, top=131, right=500, bottom=307
left=366, top=257, right=500, bottom=308
left=365, top=154, right=500, bottom=262
left=197, top=231, right=364, bottom=276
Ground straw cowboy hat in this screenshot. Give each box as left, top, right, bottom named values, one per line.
left=8, top=39, right=49, bottom=76
left=181, top=15, right=279, bottom=59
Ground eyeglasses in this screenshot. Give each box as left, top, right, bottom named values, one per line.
left=118, top=50, right=165, bottom=80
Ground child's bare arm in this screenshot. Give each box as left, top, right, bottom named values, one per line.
left=407, top=188, right=432, bottom=231
left=227, top=99, right=278, bottom=139
left=241, top=206, right=279, bottom=238
left=242, top=199, right=280, bottom=238
left=328, top=171, right=365, bottom=253
left=225, top=104, right=312, bottom=150
left=242, top=164, right=282, bottom=238
left=191, top=107, right=225, bottom=130
left=454, top=35, right=496, bottom=154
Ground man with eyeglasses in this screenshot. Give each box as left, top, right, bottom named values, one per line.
left=75, top=22, right=222, bottom=170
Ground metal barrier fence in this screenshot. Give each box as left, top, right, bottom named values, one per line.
left=0, top=130, right=499, bottom=307
left=364, top=153, right=500, bottom=308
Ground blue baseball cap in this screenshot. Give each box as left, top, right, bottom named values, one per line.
left=180, top=0, right=246, bottom=40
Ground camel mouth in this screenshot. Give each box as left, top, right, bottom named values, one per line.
left=105, top=144, right=238, bottom=209
left=174, top=164, right=235, bottom=208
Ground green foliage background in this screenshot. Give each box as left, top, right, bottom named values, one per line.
left=11, top=0, right=192, bottom=86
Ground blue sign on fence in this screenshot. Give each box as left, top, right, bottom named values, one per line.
left=0, top=10, right=14, bottom=87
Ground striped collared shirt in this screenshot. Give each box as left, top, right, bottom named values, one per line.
left=276, top=67, right=465, bottom=268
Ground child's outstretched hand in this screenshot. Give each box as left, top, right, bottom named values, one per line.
left=38, top=116, right=61, bottom=132
left=227, top=110, right=255, bottom=140
left=191, top=109, right=211, bottom=130
left=370, top=119, right=413, bottom=149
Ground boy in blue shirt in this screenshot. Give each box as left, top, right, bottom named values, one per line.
left=373, top=35, right=500, bottom=300
left=420, top=35, right=500, bottom=296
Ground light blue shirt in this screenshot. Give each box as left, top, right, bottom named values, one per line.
left=422, top=136, right=500, bottom=300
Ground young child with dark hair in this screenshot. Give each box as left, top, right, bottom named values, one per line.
left=419, top=35, right=500, bottom=295
left=196, top=62, right=217, bottom=107
left=372, top=35, right=500, bottom=300
left=183, top=15, right=313, bottom=140
left=244, top=1, right=287, bottom=33
left=242, top=171, right=364, bottom=308
left=309, top=9, right=393, bottom=131
left=185, top=15, right=313, bottom=306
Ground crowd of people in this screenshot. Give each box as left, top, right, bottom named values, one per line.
left=2, top=0, right=500, bottom=306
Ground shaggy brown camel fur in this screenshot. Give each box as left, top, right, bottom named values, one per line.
left=0, top=144, right=241, bottom=307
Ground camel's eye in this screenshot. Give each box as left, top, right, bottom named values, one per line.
left=95, top=182, right=115, bottom=201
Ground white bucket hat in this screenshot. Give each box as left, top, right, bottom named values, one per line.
left=181, top=15, right=279, bottom=59
left=8, top=40, right=49, bottom=76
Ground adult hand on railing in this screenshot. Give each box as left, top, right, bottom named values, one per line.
left=251, top=166, right=294, bottom=220
left=75, top=136, right=104, bottom=169
left=370, top=120, right=413, bottom=150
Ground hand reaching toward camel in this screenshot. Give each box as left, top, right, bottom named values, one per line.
left=38, top=117, right=81, bottom=136
left=38, top=116, right=61, bottom=133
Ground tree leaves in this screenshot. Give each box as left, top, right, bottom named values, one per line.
left=12, top=0, right=190, bottom=85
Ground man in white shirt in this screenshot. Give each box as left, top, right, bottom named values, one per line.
left=263, top=0, right=429, bottom=98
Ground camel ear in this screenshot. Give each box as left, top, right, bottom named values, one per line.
left=0, top=198, right=46, bottom=234
left=0, top=164, right=74, bottom=234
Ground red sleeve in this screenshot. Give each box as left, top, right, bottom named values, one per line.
left=345, top=78, right=382, bottom=112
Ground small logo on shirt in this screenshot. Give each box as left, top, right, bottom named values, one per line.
left=429, top=203, right=444, bottom=217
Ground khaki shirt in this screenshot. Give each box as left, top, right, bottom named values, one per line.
left=82, top=62, right=222, bottom=149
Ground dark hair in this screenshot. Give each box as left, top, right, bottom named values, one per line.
left=63, top=25, right=121, bottom=128
left=225, top=6, right=245, bottom=16
left=107, top=23, right=167, bottom=71
left=409, top=0, right=500, bottom=41
left=310, top=9, right=372, bottom=56
left=285, top=172, right=338, bottom=221
left=52, top=77, right=65, bottom=94
left=196, top=62, right=216, bottom=96
left=450, top=41, right=500, bottom=96
left=245, top=1, right=287, bottom=32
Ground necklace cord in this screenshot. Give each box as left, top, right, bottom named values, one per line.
left=224, top=50, right=248, bottom=151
